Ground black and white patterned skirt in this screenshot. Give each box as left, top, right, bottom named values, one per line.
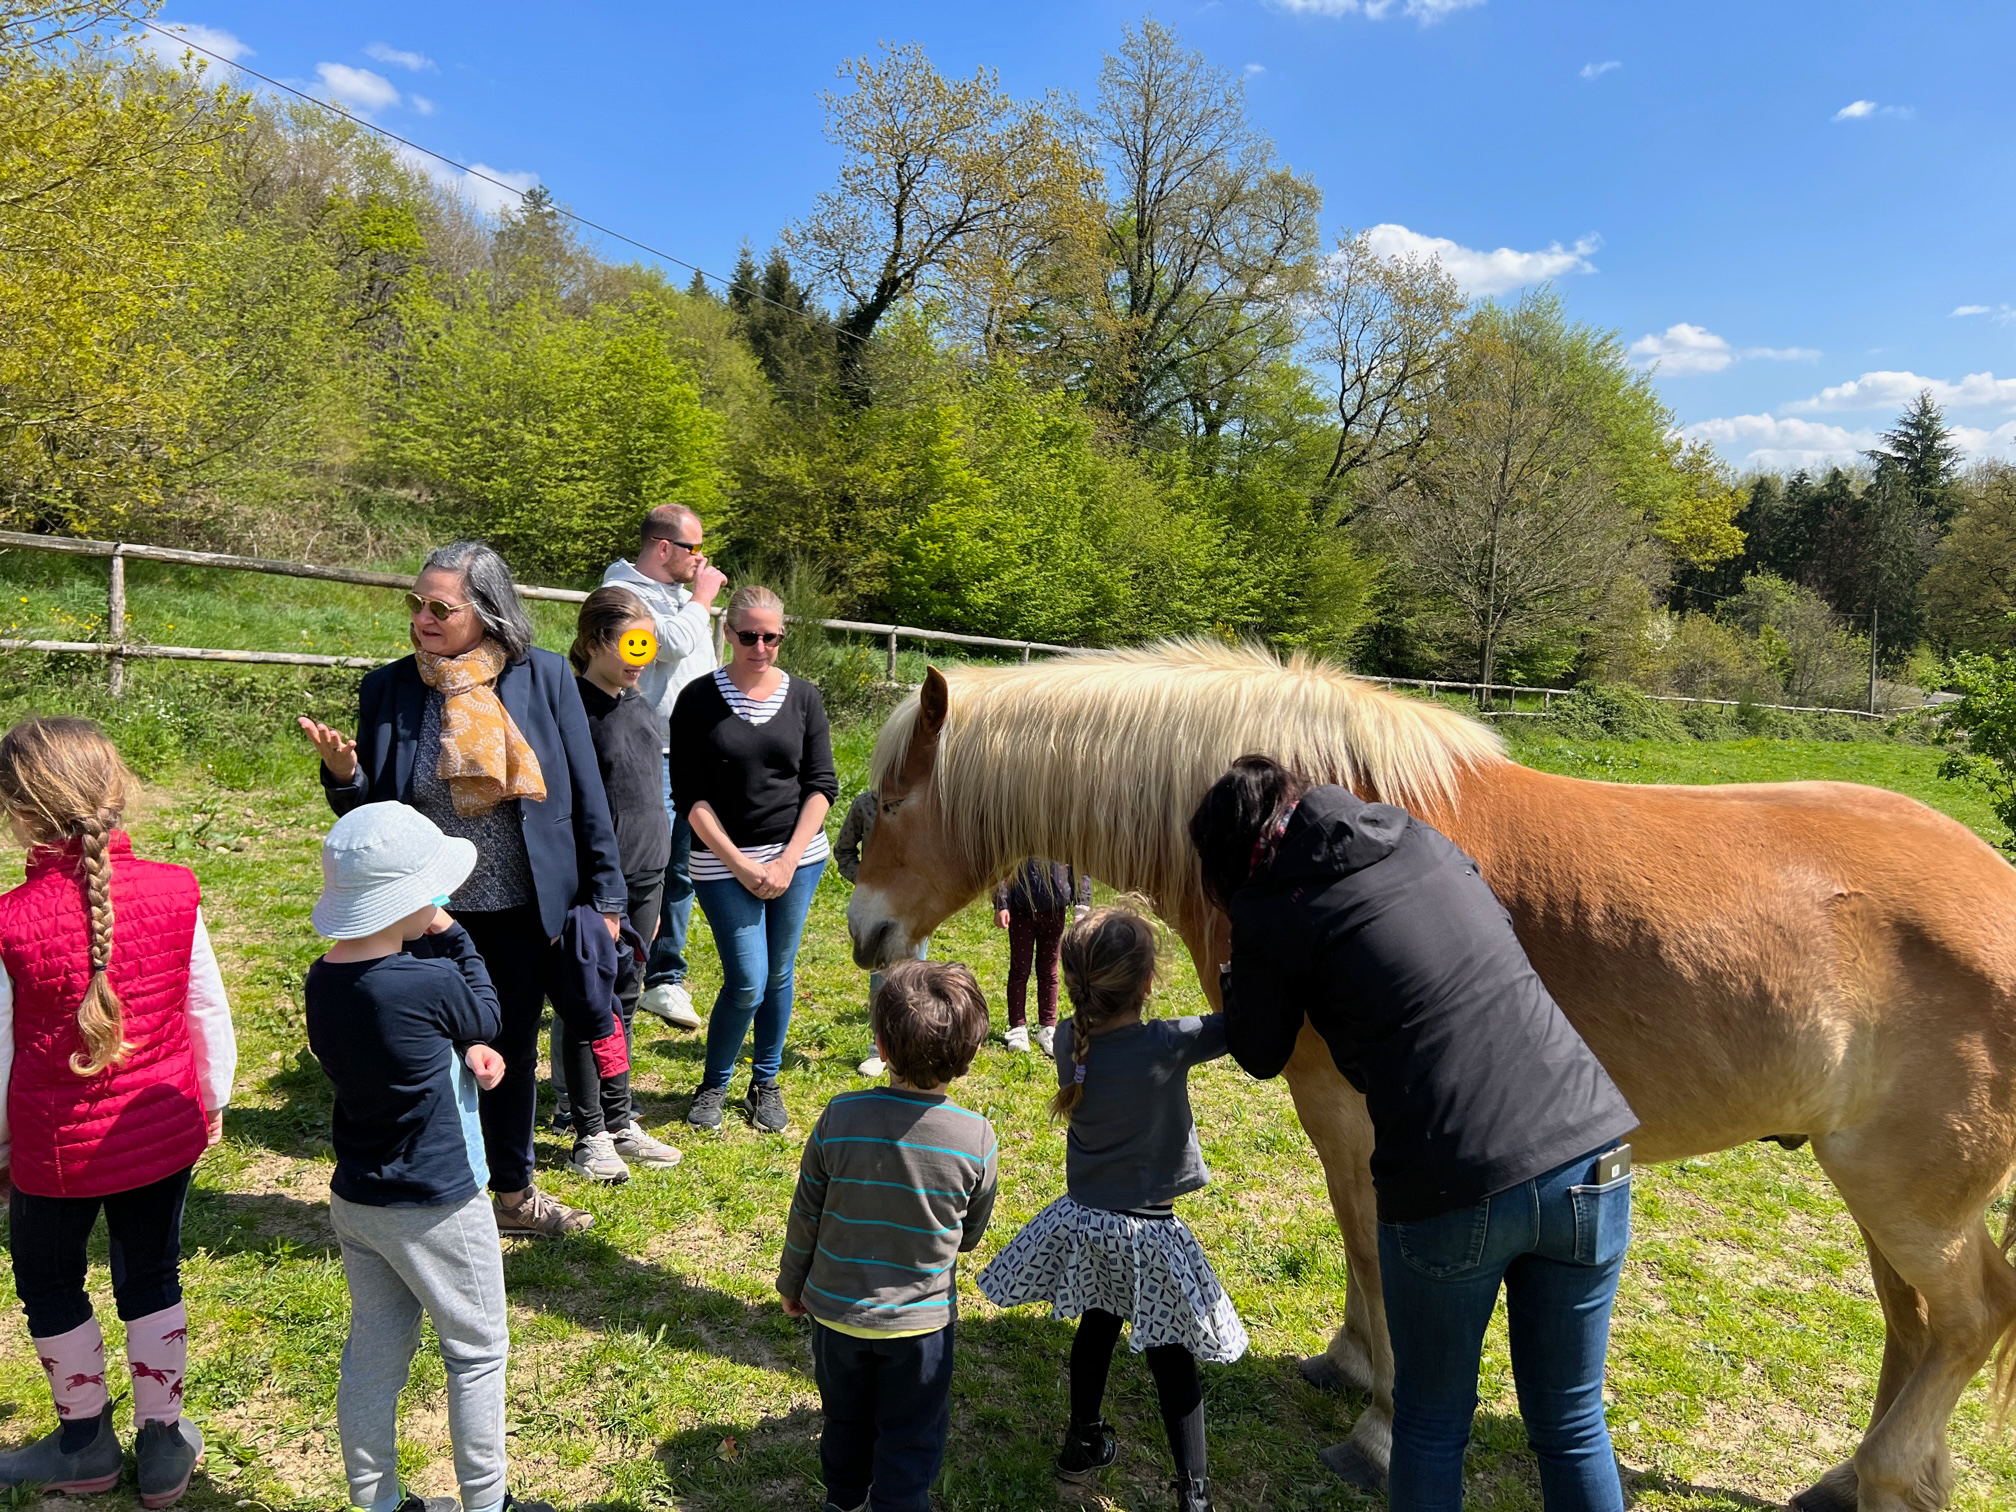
left=977, top=1195, right=1249, bottom=1364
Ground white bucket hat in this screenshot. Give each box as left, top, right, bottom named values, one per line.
left=312, top=802, right=478, bottom=940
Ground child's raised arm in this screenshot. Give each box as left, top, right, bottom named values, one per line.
left=411, top=912, right=503, bottom=1044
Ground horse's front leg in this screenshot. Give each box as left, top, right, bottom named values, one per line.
left=1282, top=1029, right=1393, bottom=1489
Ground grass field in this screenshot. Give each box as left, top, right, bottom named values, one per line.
left=0, top=553, right=2011, bottom=1510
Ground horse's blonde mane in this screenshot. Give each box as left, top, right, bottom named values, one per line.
left=871, top=638, right=1507, bottom=923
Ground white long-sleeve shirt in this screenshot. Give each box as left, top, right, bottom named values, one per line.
left=0, top=908, right=235, bottom=1172
left=601, top=558, right=718, bottom=733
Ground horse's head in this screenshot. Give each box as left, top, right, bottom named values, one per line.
left=847, top=667, right=983, bottom=968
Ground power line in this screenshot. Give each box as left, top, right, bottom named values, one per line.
left=130, top=17, right=853, bottom=340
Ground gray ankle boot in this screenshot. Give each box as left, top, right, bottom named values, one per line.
left=0, top=1401, right=122, bottom=1495
left=134, top=1417, right=203, bottom=1508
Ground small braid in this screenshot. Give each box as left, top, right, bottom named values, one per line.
left=1048, top=907, right=1158, bottom=1124
left=71, top=807, right=131, bottom=1075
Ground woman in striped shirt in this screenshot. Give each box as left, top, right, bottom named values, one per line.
left=668, top=585, right=838, bottom=1134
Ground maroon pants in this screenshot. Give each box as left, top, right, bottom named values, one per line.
left=1007, top=909, right=1066, bottom=1028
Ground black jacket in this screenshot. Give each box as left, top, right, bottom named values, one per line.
left=576, top=676, right=672, bottom=879
left=667, top=673, right=839, bottom=850
left=993, top=859, right=1093, bottom=916
left=321, top=649, right=626, bottom=939
left=1223, top=785, right=1636, bottom=1223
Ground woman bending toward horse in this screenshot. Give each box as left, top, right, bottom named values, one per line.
left=1192, top=755, right=1638, bottom=1512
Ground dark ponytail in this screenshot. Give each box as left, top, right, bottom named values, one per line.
left=1189, top=754, right=1310, bottom=910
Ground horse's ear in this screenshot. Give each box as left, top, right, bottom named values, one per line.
left=896, top=667, right=950, bottom=792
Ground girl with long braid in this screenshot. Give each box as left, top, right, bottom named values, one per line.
left=978, top=907, right=1244, bottom=1512
left=0, top=718, right=236, bottom=1508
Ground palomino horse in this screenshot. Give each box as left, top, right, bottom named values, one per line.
left=845, top=642, right=2016, bottom=1512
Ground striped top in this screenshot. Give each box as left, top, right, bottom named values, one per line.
left=778, top=1086, right=999, bottom=1334
left=688, top=668, right=832, bottom=883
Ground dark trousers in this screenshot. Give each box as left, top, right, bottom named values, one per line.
left=810, top=1319, right=953, bottom=1512
left=9, top=1166, right=194, bottom=1337
left=554, top=871, right=663, bottom=1135
left=1069, top=1307, right=1206, bottom=1478
left=1006, top=908, right=1066, bottom=1029
left=460, top=904, right=573, bottom=1193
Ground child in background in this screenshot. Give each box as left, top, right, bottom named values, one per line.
left=778, top=960, right=997, bottom=1512
left=305, top=803, right=549, bottom=1512
left=555, top=586, right=685, bottom=1181
left=831, top=787, right=926, bottom=1079
left=991, top=859, right=1091, bottom=1055
left=978, top=908, right=1243, bottom=1512
left=0, top=717, right=235, bottom=1509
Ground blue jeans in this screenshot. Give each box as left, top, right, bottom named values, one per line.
left=811, top=1319, right=953, bottom=1512
left=1378, top=1148, right=1632, bottom=1512
left=644, top=761, right=694, bottom=988
left=693, top=857, right=825, bottom=1089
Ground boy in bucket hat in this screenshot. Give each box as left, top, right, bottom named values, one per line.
left=304, top=803, right=550, bottom=1512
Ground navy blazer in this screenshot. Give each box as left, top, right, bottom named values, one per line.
left=321, top=648, right=627, bottom=939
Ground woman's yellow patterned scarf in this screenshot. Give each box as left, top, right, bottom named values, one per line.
left=416, top=640, right=547, bottom=816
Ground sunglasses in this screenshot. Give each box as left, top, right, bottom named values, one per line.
left=734, top=630, right=785, bottom=647
left=649, top=535, right=701, bottom=552
left=405, top=592, right=473, bottom=621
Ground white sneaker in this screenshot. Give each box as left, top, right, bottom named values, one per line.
left=610, top=1123, right=683, bottom=1169
left=640, top=982, right=702, bottom=1029
left=1034, top=1024, right=1056, bottom=1056
left=568, top=1131, right=631, bottom=1184
left=857, top=1054, right=887, bottom=1077
left=1004, top=1025, right=1031, bottom=1053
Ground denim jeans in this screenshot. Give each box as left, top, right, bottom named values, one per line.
left=644, top=759, right=695, bottom=988
left=811, top=1319, right=953, bottom=1512
left=1378, top=1148, right=1632, bottom=1512
left=693, top=856, right=826, bottom=1089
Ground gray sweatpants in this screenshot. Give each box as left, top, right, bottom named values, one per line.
left=329, top=1191, right=510, bottom=1511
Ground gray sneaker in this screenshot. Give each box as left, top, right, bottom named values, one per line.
left=568, top=1131, right=630, bottom=1184
left=610, top=1123, right=683, bottom=1168
left=686, top=1083, right=730, bottom=1129
left=135, top=1418, right=203, bottom=1509
left=0, top=1403, right=122, bottom=1496
left=743, top=1080, right=789, bottom=1133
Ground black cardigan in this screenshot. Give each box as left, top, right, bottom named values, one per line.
left=667, top=673, right=839, bottom=850
left=576, top=676, right=672, bottom=879
left=1222, top=785, right=1636, bottom=1224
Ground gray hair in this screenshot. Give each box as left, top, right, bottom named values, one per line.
left=422, top=540, right=534, bottom=661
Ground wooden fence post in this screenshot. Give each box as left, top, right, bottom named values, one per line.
left=1021, top=643, right=1032, bottom=664
left=106, top=547, right=127, bottom=697
left=886, top=628, right=898, bottom=681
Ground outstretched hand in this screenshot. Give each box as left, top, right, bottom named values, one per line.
left=297, top=717, right=358, bottom=782
left=465, top=1044, right=505, bottom=1091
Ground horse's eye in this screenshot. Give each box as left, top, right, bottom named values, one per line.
left=881, top=799, right=903, bottom=815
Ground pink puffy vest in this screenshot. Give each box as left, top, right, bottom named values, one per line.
left=0, top=832, right=207, bottom=1198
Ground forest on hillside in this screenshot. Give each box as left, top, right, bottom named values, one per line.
left=4, top=0, right=2010, bottom=709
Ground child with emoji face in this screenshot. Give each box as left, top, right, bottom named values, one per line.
left=558, top=587, right=684, bottom=1181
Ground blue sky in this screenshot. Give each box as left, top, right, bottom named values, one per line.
left=139, top=1, right=2016, bottom=475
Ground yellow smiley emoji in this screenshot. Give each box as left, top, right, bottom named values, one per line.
left=618, top=628, right=658, bottom=667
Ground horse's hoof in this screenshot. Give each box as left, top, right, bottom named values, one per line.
left=1317, top=1441, right=1386, bottom=1490
left=1298, top=1354, right=1350, bottom=1393
left=1786, top=1463, right=1857, bottom=1512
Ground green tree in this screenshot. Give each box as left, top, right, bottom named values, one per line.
left=1926, top=464, right=2016, bottom=653
left=1938, top=645, right=2016, bottom=854
left=1868, top=389, right=1962, bottom=528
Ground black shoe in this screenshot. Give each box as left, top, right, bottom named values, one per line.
left=1055, top=1419, right=1116, bottom=1483
left=686, top=1083, right=730, bottom=1130
left=1172, top=1471, right=1214, bottom=1512
left=0, top=1402, right=122, bottom=1495
left=743, top=1080, right=789, bottom=1133
left=500, top=1495, right=555, bottom=1512
left=392, top=1496, right=459, bottom=1512
left=135, top=1418, right=204, bottom=1509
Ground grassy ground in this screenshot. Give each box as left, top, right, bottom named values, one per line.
left=0, top=554, right=2011, bottom=1509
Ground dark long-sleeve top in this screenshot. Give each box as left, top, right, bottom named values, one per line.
left=667, top=672, right=838, bottom=851
left=575, top=676, right=672, bottom=879
left=305, top=924, right=502, bottom=1208
left=1055, top=1013, right=1228, bottom=1212
left=1222, top=784, right=1637, bottom=1224
left=779, top=1087, right=998, bottom=1333
left=320, top=648, right=626, bottom=938
left=992, top=859, right=1093, bottom=916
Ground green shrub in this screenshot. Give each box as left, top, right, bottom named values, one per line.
left=1547, top=683, right=1689, bottom=742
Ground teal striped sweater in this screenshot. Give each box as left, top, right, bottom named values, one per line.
left=778, top=1086, right=999, bottom=1333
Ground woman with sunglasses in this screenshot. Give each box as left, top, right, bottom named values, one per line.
left=298, top=540, right=626, bottom=1239
left=667, top=585, right=838, bottom=1134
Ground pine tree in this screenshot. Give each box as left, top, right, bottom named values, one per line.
left=686, top=269, right=713, bottom=301
left=1868, top=389, right=1963, bottom=528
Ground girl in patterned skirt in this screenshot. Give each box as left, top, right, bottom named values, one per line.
left=978, top=908, right=1242, bottom=1512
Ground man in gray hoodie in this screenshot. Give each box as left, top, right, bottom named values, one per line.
left=602, top=503, right=726, bottom=1028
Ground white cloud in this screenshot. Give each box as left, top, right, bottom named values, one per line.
left=315, top=62, right=400, bottom=115
left=1361, top=223, right=1599, bottom=298
left=1833, top=99, right=1912, bottom=121
left=1782, top=369, right=2016, bottom=414
left=1953, top=304, right=1992, bottom=317
left=410, top=95, right=435, bottom=116
left=1950, top=421, right=2016, bottom=460
left=1686, top=411, right=2016, bottom=471
left=137, top=20, right=251, bottom=65
left=1271, top=0, right=1484, bottom=20
left=1579, top=60, right=1621, bottom=80
left=365, top=42, right=436, bottom=72
left=395, top=146, right=539, bottom=218
left=1244, top=63, right=1266, bottom=76
left=1629, top=324, right=1821, bottom=376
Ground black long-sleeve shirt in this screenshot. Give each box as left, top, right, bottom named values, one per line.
left=576, top=676, right=672, bottom=879
left=1222, top=785, right=1636, bottom=1224
left=667, top=673, right=838, bottom=850
left=305, top=924, right=502, bottom=1208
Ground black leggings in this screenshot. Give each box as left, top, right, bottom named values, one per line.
left=1070, top=1307, right=1206, bottom=1478
left=9, top=1166, right=193, bottom=1337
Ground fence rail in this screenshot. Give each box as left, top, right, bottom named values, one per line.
left=1367, top=674, right=1887, bottom=721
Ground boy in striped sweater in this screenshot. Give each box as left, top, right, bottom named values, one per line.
left=778, top=960, right=998, bottom=1512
